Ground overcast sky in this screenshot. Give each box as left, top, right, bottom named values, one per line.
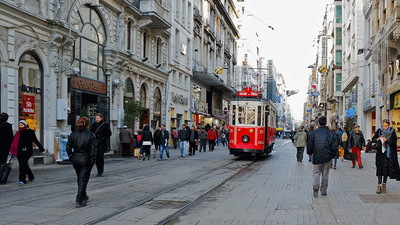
left=238, top=0, right=334, bottom=121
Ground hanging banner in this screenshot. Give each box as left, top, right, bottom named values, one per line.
left=310, top=92, right=320, bottom=97
left=22, top=95, right=35, bottom=114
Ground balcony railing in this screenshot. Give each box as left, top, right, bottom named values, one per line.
left=363, top=82, right=376, bottom=99
left=212, top=107, right=224, bottom=116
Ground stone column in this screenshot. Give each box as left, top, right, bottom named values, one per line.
left=60, top=40, right=74, bottom=132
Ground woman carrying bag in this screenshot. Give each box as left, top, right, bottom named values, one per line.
left=141, top=125, right=153, bottom=161
left=372, top=119, right=400, bottom=194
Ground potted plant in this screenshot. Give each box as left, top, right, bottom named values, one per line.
left=123, top=100, right=143, bottom=156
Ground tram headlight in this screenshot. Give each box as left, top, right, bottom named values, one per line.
left=242, top=135, right=250, bottom=143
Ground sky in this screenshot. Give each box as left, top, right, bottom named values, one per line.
left=237, top=0, right=334, bottom=121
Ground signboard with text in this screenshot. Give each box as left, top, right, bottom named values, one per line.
left=22, top=95, right=35, bottom=114
left=71, top=77, right=107, bottom=94
left=238, top=87, right=260, bottom=97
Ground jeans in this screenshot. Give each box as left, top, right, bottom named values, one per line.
left=296, top=147, right=305, bottom=162
left=313, top=160, right=331, bottom=194
left=73, top=163, right=93, bottom=202
left=217, top=137, right=220, bottom=145
left=352, top=147, right=362, bottom=167
left=159, top=144, right=170, bottom=159
left=180, top=141, right=187, bottom=157
left=199, top=140, right=207, bottom=152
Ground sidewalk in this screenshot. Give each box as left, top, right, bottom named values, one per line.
left=171, top=139, right=400, bottom=225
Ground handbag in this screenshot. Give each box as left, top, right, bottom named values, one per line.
left=344, top=150, right=354, bottom=160
left=142, top=141, right=152, bottom=146
left=338, top=147, right=344, bottom=157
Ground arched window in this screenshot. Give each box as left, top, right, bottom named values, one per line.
left=124, top=79, right=134, bottom=108
left=72, top=5, right=107, bottom=82
left=153, top=88, right=161, bottom=114
left=140, top=85, right=147, bottom=108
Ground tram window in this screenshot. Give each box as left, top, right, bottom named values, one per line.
left=238, top=106, right=245, bottom=124
left=232, top=105, right=236, bottom=125
left=247, top=106, right=256, bottom=125
left=257, top=106, right=262, bottom=126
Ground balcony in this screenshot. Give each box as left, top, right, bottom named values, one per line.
left=224, top=45, right=231, bottom=58
left=212, top=107, right=225, bottom=118
left=193, top=60, right=235, bottom=94
left=194, top=6, right=203, bottom=25
left=139, top=0, right=171, bottom=30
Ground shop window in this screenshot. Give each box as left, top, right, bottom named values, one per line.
left=124, top=78, right=134, bottom=108
left=18, top=53, right=42, bottom=141
left=238, top=106, right=245, bottom=124
left=72, top=5, right=106, bottom=82
left=154, top=88, right=161, bottom=114
left=257, top=106, right=262, bottom=126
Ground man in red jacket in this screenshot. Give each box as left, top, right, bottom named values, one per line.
left=207, top=126, right=217, bottom=152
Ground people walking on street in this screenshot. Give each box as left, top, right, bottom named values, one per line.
left=137, top=130, right=143, bottom=160
left=372, top=119, right=400, bottom=194
left=141, top=125, right=153, bottom=161
left=221, top=129, right=227, bottom=147
left=341, top=132, right=349, bottom=162
left=207, top=126, right=217, bottom=151
left=90, top=113, right=111, bottom=177
left=10, top=120, right=45, bottom=186
left=331, top=129, right=340, bottom=170
left=119, top=125, right=131, bottom=157
left=199, top=127, right=208, bottom=152
left=294, top=126, right=307, bottom=162
left=153, top=127, right=161, bottom=158
left=178, top=125, right=189, bottom=158
left=306, top=123, right=315, bottom=162
left=0, top=113, right=14, bottom=163
left=66, top=117, right=96, bottom=208
left=307, top=116, right=338, bottom=197
left=158, top=124, right=170, bottom=161
left=189, top=125, right=198, bottom=156
left=349, top=124, right=366, bottom=169
left=172, top=127, right=178, bottom=149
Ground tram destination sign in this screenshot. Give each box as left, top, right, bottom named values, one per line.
left=238, top=87, right=260, bottom=97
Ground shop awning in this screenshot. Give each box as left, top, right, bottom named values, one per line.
left=213, top=115, right=226, bottom=120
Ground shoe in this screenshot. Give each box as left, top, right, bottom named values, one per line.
left=189, top=153, right=192, bottom=156
left=351, top=166, right=355, bottom=168
left=96, top=172, right=104, bottom=177
left=334, top=165, right=336, bottom=170
left=27, top=179, right=34, bottom=183
left=18, top=181, right=26, bottom=186
left=376, top=184, right=382, bottom=194
left=83, top=195, right=89, bottom=202
left=321, top=192, right=327, bottom=196
left=158, top=158, right=161, bottom=161
left=182, top=156, right=185, bottom=158
left=148, top=156, right=150, bottom=160
left=359, top=165, right=364, bottom=169
left=308, top=159, right=312, bottom=162
left=313, top=184, right=319, bottom=198
left=330, top=165, right=333, bottom=169
left=167, top=157, right=170, bottom=160
left=143, top=157, right=145, bottom=161
left=75, top=201, right=87, bottom=208
left=382, top=183, right=387, bottom=193
left=138, top=155, right=141, bottom=160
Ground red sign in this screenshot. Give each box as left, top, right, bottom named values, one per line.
left=238, top=87, right=260, bottom=97
left=22, top=95, right=35, bottom=114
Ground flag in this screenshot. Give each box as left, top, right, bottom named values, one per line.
left=311, top=84, right=316, bottom=89
left=286, top=90, right=299, bottom=97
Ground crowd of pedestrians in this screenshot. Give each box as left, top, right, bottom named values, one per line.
left=294, top=116, right=400, bottom=198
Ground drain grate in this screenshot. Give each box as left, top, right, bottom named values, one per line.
left=276, top=203, right=313, bottom=210
left=147, top=200, right=190, bottom=210
left=360, top=195, right=400, bottom=203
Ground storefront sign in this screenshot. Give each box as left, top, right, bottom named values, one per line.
left=20, top=84, right=41, bottom=94
left=238, top=87, right=260, bottom=97
left=22, top=95, right=35, bottom=114
left=172, top=92, right=189, bottom=105
left=388, top=82, right=400, bottom=94
left=71, top=77, right=107, bottom=94
left=394, top=92, right=400, bottom=109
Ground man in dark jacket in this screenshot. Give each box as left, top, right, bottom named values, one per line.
left=349, top=124, right=366, bottom=169
left=198, top=127, right=208, bottom=152
left=0, top=113, right=13, bottom=163
left=158, top=124, right=170, bottom=160
left=307, top=116, right=338, bottom=197
left=306, top=123, right=315, bottom=162
left=188, top=125, right=199, bottom=156
left=67, top=117, right=96, bottom=208
left=178, top=125, right=189, bottom=158
left=90, top=113, right=111, bottom=177
left=153, top=127, right=161, bottom=158
left=119, top=125, right=131, bottom=157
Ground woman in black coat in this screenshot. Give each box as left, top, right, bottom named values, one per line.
left=10, top=120, right=45, bottom=186
left=141, top=125, right=153, bottom=161
left=372, top=119, right=400, bottom=194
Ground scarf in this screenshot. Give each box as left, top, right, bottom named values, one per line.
left=381, top=126, right=394, bottom=158
left=10, top=127, right=28, bottom=157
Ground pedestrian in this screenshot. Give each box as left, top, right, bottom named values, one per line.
left=349, top=124, right=366, bottom=169
left=141, top=125, right=153, bottom=161
left=137, top=130, right=143, bottom=160
left=337, top=128, right=344, bottom=140
left=294, top=126, right=307, bottom=162
left=178, top=125, right=189, bottom=158
left=307, top=116, right=338, bottom=197
left=158, top=124, right=170, bottom=161
left=10, top=120, right=45, bottom=186
left=207, top=126, right=217, bottom=151
left=306, top=123, right=316, bottom=162
left=372, top=119, right=400, bottom=194
left=341, top=132, right=349, bottom=162
left=66, top=117, right=96, bottom=208
left=119, top=125, right=131, bottom=157
left=195, top=126, right=200, bottom=151
left=330, top=128, right=340, bottom=170
left=153, top=127, right=161, bottom=158
left=188, top=125, right=198, bottom=156
left=221, top=129, right=227, bottom=147
left=217, top=127, right=221, bottom=146
left=0, top=112, right=14, bottom=163
left=90, top=113, right=111, bottom=177
left=172, top=127, right=178, bottom=149
left=199, top=127, right=208, bottom=152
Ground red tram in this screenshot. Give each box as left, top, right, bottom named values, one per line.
left=228, top=87, right=277, bottom=159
